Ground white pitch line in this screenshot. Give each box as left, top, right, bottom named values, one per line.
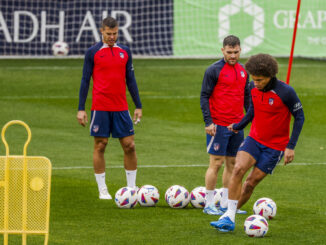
left=52, top=162, right=326, bottom=170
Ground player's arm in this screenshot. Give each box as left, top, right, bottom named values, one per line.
left=125, top=46, right=142, bottom=123
left=200, top=67, right=218, bottom=136
left=77, top=49, right=94, bottom=126
left=282, top=86, right=305, bottom=164
left=243, top=72, right=250, bottom=112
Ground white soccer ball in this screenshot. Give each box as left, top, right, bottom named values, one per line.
left=190, top=186, right=206, bottom=208
left=253, top=197, right=277, bottom=219
left=137, top=185, right=160, bottom=207
left=52, top=41, right=69, bottom=56
left=114, top=187, right=138, bottom=208
left=165, top=185, right=190, bottom=208
left=244, top=214, right=269, bottom=237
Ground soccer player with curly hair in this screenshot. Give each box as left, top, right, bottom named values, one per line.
left=211, top=53, right=304, bottom=232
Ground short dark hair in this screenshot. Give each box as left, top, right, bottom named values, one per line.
left=245, top=53, right=278, bottom=78
left=223, top=35, right=240, bottom=47
left=102, top=17, right=118, bottom=28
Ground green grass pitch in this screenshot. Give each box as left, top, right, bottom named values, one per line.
left=0, top=58, right=325, bottom=244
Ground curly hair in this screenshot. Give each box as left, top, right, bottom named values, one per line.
left=245, top=54, right=278, bottom=77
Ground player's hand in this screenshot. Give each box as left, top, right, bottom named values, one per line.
left=77, top=110, right=88, bottom=127
left=227, top=123, right=239, bottom=134
left=205, top=123, right=216, bottom=136
left=283, top=148, right=295, bottom=165
left=227, top=123, right=239, bottom=133
left=133, top=108, right=142, bottom=125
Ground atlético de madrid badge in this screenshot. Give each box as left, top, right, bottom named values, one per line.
left=269, top=98, right=274, bottom=105
left=119, top=52, right=124, bottom=58
left=240, top=71, right=245, bottom=78
left=92, top=125, right=99, bottom=133
left=214, top=143, right=220, bottom=151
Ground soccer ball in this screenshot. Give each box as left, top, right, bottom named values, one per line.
left=190, top=186, right=206, bottom=208
left=114, top=187, right=138, bottom=208
left=51, top=41, right=69, bottom=56
left=253, top=197, right=277, bottom=219
left=244, top=214, right=269, bottom=237
left=190, top=187, right=222, bottom=208
left=165, top=185, right=190, bottom=208
left=137, top=185, right=160, bottom=207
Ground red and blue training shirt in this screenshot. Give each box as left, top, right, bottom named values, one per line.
left=200, top=59, right=250, bottom=127
left=78, top=42, right=142, bottom=111
left=233, top=78, right=305, bottom=151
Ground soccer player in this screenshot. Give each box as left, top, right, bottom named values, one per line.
left=200, top=35, right=250, bottom=215
left=211, top=53, right=305, bottom=232
left=77, top=17, right=142, bottom=200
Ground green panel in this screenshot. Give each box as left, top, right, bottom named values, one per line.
left=174, top=0, right=326, bottom=57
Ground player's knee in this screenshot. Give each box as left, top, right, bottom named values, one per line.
left=208, top=165, right=220, bottom=175
left=123, top=141, right=135, bottom=154
left=233, top=165, right=246, bottom=179
left=210, top=156, right=224, bottom=167
left=95, top=139, right=108, bottom=153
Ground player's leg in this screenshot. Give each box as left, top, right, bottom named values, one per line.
left=220, top=130, right=246, bottom=214
left=227, top=151, right=256, bottom=214
left=204, top=154, right=225, bottom=214
left=93, top=136, right=108, bottom=173
left=237, top=167, right=267, bottom=209
left=210, top=150, right=256, bottom=231
left=90, top=111, right=112, bottom=199
left=204, top=125, right=229, bottom=215
left=119, top=135, right=138, bottom=188
left=113, top=111, right=138, bottom=188
left=220, top=156, right=234, bottom=210
left=237, top=143, right=284, bottom=209
left=93, top=137, right=112, bottom=199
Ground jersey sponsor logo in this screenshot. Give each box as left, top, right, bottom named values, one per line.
left=293, top=102, right=303, bottom=111
left=240, top=70, right=245, bottom=78
left=213, top=143, right=220, bottom=151
left=92, top=125, right=99, bottom=133
left=119, top=52, right=124, bottom=58
left=269, top=98, right=274, bottom=105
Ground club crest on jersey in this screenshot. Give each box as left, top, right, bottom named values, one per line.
left=119, top=52, right=124, bottom=58
left=269, top=98, right=274, bottom=105
left=92, top=125, right=99, bottom=133
left=214, top=143, right=220, bottom=151
left=240, top=71, right=245, bottom=78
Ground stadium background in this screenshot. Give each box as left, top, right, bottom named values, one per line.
left=1, top=0, right=326, bottom=58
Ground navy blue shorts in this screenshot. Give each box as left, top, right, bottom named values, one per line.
left=206, top=124, right=244, bottom=157
left=90, top=110, right=134, bottom=138
left=239, top=136, right=284, bottom=174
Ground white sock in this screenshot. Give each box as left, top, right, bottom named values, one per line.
left=222, top=199, right=238, bottom=222
left=220, top=188, right=228, bottom=208
left=205, top=190, right=215, bottom=207
left=125, top=169, right=137, bottom=188
left=95, top=172, right=107, bottom=190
